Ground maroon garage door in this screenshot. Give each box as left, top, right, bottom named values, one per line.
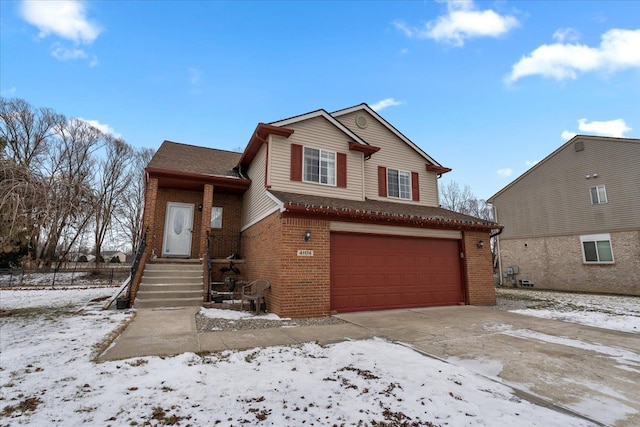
left=330, top=233, right=464, bottom=313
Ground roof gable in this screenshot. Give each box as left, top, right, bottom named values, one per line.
left=331, top=103, right=442, bottom=167
left=488, top=135, right=640, bottom=202
left=270, top=109, right=372, bottom=147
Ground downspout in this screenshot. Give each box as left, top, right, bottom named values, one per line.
left=492, top=205, right=503, bottom=286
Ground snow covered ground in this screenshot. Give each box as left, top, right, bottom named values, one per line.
left=0, top=287, right=604, bottom=426
left=497, top=288, right=640, bottom=333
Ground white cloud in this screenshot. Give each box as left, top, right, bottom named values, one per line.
left=78, top=118, right=120, bottom=138
left=561, top=130, right=577, bottom=140
left=19, top=0, right=101, bottom=44
left=394, top=0, right=518, bottom=47
left=370, top=98, right=403, bottom=111
left=497, top=168, right=513, bottom=177
left=525, top=160, right=539, bottom=167
left=507, top=28, right=640, bottom=82
left=561, top=118, right=632, bottom=139
left=553, top=28, right=580, bottom=43
left=51, top=43, right=88, bottom=60
left=577, top=118, right=631, bottom=137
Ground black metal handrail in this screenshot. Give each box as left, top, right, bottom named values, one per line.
left=126, top=226, right=148, bottom=301
left=205, top=230, right=212, bottom=302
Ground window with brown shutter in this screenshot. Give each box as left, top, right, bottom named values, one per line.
left=411, top=172, right=420, bottom=201
left=290, top=144, right=302, bottom=181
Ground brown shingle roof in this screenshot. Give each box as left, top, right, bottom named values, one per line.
left=147, top=140, right=242, bottom=178
left=269, top=190, right=499, bottom=230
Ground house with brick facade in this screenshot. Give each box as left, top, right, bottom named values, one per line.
left=135, top=103, right=501, bottom=317
left=488, top=135, right=640, bottom=296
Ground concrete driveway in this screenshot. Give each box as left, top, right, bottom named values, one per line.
left=337, top=306, right=640, bottom=427
left=101, top=305, right=639, bottom=426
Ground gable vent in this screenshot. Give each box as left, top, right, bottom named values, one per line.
left=355, top=115, right=368, bottom=129
left=574, top=141, right=585, bottom=152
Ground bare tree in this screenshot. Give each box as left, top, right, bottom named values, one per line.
left=439, top=180, right=493, bottom=221
left=93, top=137, right=134, bottom=265
left=114, top=147, right=154, bottom=254
left=0, top=98, right=63, bottom=169
left=36, top=118, right=105, bottom=265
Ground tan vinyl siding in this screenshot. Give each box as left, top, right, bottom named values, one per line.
left=492, top=138, right=640, bottom=239
left=268, top=116, right=365, bottom=200
left=330, top=221, right=461, bottom=239
left=241, top=143, right=278, bottom=229
left=335, top=111, right=439, bottom=206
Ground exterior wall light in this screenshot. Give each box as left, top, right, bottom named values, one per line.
left=198, top=204, right=203, bottom=211
left=477, top=240, right=484, bottom=249
left=304, top=230, right=311, bottom=242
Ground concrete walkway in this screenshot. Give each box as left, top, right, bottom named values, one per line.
left=99, top=305, right=640, bottom=427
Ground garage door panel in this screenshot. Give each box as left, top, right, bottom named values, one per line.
left=331, top=233, right=463, bottom=313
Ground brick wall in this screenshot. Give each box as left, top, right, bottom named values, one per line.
left=462, top=230, right=496, bottom=305
left=241, top=212, right=282, bottom=313
left=209, top=193, right=243, bottom=258
left=499, top=230, right=640, bottom=295
left=241, top=213, right=331, bottom=318
left=278, top=216, right=331, bottom=317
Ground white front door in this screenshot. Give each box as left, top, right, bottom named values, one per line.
left=162, top=202, right=194, bottom=257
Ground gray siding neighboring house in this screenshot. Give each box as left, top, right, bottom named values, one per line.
left=488, top=135, right=640, bottom=296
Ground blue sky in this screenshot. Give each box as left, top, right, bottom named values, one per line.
left=1, top=0, right=639, bottom=200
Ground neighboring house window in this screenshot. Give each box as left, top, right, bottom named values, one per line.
left=303, top=147, right=336, bottom=185
left=387, top=168, right=411, bottom=200
left=211, top=207, right=223, bottom=229
left=590, top=185, right=607, bottom=204
left=580, top=234, right=614, bottom=263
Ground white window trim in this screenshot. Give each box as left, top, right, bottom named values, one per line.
left=589, top=185, right=608, bottom=204
left=210, top=207, right=223, bottom=229
left=302, top=146, right=337, bottom=186
left=387, top=168, right=412, bottom=200
left=579, top=233, right=614, bottom=264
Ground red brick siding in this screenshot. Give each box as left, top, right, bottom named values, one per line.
left=462, top=230, right=496, bottom=305
left=209, top=193, right=243, bottom=258
left=242, top=213, right=331, bottom=318
left=278, top=217, right=331, bottom=317
left=241, top=212, right=282, bottom=313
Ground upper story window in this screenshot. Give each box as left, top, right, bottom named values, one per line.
left=590, top=185, right=607, bottom=204
left=387, top=168, right=411, bottom=200
left=580, top=233, right=614, bottom=264
left=304, top=147, right=336, bottom=186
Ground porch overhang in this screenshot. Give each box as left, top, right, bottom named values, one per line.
left=146, top=167, right=251, bottom=193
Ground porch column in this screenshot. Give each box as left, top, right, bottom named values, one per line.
left=200, top=184, right=214, bottom=258
left=142, top=177, right=159, bottom=255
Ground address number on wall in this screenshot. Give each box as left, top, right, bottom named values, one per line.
left=297, top=250, right=314, bottom=257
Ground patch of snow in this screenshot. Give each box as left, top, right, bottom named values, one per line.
left=498, top=288, right=640, bottom=334
left=502, top=329, right=640, bottom=367
left=199, top=307, right=284, bottom=321
left=0, top=288, right=594, bottom=426
left=511, top=308, right=640, bottom=334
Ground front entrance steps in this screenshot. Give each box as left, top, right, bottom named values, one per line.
left=134, top=259, right=203, bottom=309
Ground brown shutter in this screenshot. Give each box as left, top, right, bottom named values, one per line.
left=378, top=166, right=387, bottom=197
left=290, top=144, right=302, bottom=181
left=337, top=153, right=347, bottom=188
left=411, top=172, right=420, bottom=201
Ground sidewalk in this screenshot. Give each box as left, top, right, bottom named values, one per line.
left=99, top=307, right=374, bottom=361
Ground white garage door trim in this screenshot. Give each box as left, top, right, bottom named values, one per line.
left=330, top=221, right=461, bottom=239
